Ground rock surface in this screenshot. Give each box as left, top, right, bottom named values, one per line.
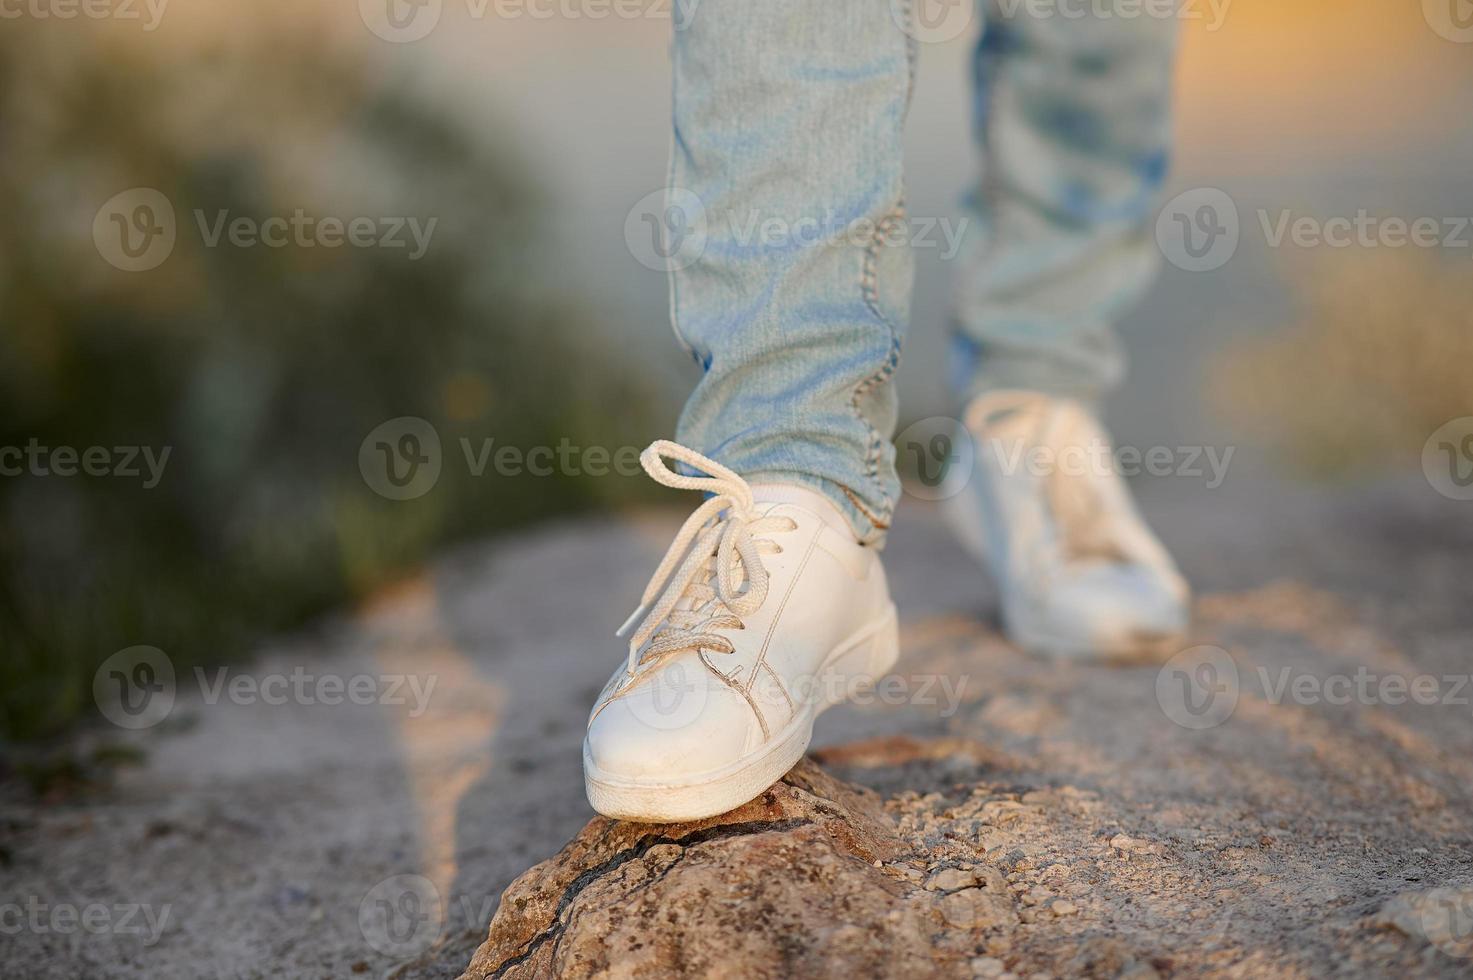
left=458, top=758, right=997, bottom=979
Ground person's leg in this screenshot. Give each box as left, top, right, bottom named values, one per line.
left=951, top=2, right=1177, bottom=404
left=944, top=4, right=1189, bottom=660
left=670, top=0, right=916, bottom=543
left=584, top=0, right=914, bottom=820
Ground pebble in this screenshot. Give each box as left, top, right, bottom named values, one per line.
left=1022, top=886, right=1054, bottom=906
left=1047, top=898, right=1077, bottom=916
left=927, top=867, right=979, bottom=892
left=982, top=801, right=1030, bottom=825
left=1110, top=834, right=1154, bottom=853
left=970, top=956, right=1005, bottom=977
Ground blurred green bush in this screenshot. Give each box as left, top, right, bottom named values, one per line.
left=0, top=22, right=659, bottom=742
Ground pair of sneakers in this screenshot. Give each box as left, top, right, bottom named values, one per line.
left=584, top=392, right=1189, bottom=822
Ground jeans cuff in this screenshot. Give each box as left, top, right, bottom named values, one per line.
left=740, top=470, right=891, bottom=548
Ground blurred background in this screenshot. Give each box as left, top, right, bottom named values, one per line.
left=2, top=0, right=1472, bottom=765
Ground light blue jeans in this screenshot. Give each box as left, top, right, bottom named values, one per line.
left=669, top=0, right=1178, bottom=542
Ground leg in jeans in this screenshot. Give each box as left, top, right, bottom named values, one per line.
left=951, top=2, right=1178, bottom=405
left=584, top=0, right=913, bottom=820
left=670, top=0, right=916, bottom=543
left=943, top=6, right=1189, bottom=660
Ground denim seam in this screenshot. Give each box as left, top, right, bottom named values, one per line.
left=843, top=4, right=916, bottom=530
left=841, top=483, right=892, bottom=532
left=853, top=201, right=905, bottom=526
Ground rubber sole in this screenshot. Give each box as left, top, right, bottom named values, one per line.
left=583, top=603, right=900, bottom=823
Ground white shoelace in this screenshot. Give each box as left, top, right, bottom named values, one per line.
left=615, top=441, right=796, bottom=677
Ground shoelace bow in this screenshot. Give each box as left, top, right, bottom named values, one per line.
left=615, top=441, right=796, bottom=677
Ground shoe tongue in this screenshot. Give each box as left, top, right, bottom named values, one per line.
left=749, top=483, right=853, bottom=537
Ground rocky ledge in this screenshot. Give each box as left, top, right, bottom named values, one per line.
left=457, top=753, right=1023, bottom=979
left=458, top=726, right=1472, bottom=979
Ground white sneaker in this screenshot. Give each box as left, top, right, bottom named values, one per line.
left=944, top=391, right=1190, bottom=661
left=583, top=441, right=898, bottom=823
